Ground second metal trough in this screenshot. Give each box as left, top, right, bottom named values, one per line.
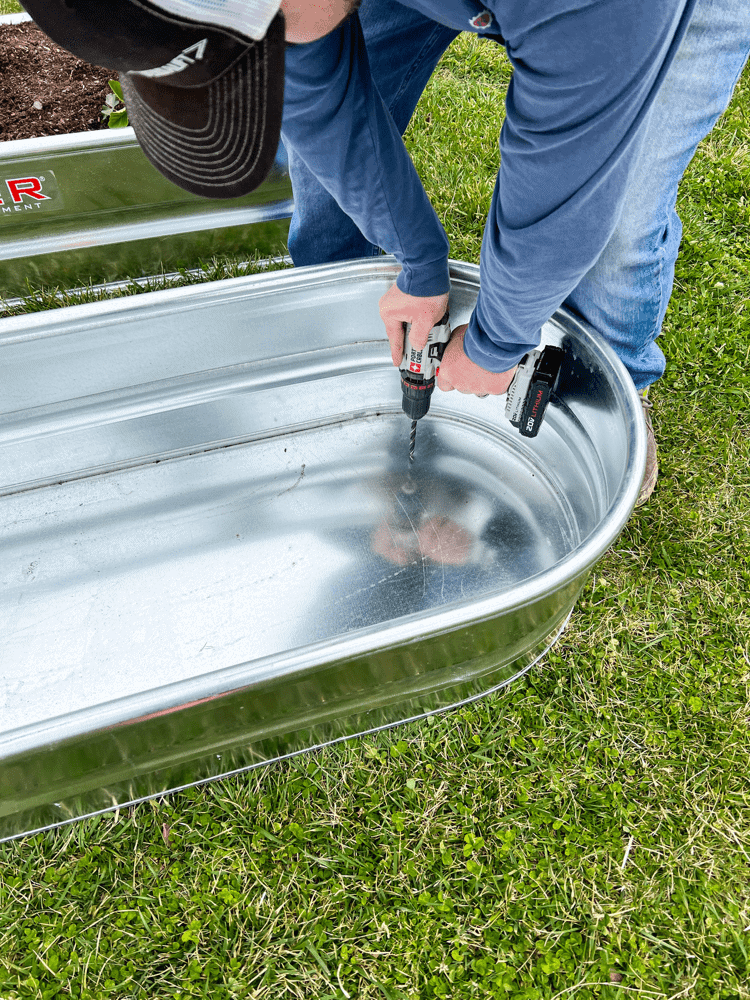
left=0, top=13, right=293, bottom=300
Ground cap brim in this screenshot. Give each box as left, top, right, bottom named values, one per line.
left=121, top=11, right=285, bottom=199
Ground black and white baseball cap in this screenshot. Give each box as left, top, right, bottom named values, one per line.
left=22, top=0, right=285, bottom=198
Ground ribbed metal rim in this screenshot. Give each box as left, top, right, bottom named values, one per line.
left=0, top=11, right=32, bottom=24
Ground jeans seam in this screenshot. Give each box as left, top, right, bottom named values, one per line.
left=387, top=22, right=453, bottom=119
left=727, top=42, right=750, bottom=97
left=649, top=223, right=669, bottom=348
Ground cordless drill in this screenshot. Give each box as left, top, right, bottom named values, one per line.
left=399, top=314, right=564, bottom=459
left=399, top=311, right=452, bottom=462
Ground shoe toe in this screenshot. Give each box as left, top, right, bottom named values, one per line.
left=636, top=392, right=658, bottom=506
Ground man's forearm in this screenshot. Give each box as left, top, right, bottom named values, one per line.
left=281, top=11, right=451, bottom=297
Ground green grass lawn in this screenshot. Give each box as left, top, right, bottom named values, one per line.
left=1, top=32, right=749, bottom=1002
left=0, top=1, right=23, bottom=14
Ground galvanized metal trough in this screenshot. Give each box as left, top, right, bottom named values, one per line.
left=0, top=13, right=292, bottom=301
left=0, top=258, right=645, bottom=841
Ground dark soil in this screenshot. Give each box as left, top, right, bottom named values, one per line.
left=0, top=21, right=117, bottom=141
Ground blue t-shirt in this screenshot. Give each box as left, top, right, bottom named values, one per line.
left=281, top=0, right=696, bottom=371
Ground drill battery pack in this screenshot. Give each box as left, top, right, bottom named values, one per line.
left=505, top=345, right=564, bottom=438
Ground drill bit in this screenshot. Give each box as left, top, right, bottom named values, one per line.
left=409, top=419, right=417, bottom=463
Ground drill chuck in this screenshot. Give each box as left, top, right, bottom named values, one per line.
left=400, top=372, right=436, bottom=421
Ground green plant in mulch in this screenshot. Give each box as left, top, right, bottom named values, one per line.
left=100, top=80, right=128, bottom=129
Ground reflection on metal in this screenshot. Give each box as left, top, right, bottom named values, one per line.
left=0, top=258, right=646, bottom=841
left=0, top=255, right=293, bottom=312
left=0, top=14, right=292, bottom=297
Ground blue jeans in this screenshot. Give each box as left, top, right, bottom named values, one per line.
left=564, top=0, right=750, bottom=390
left=285, top=0, right=750, bottom=390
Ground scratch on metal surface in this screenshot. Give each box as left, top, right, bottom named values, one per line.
left=335, top=560, right=420, bottom=605
left=419, top=516, right=448, bottom=602
left=8, top=593, right=99, bottom=638
left=391, top=488, right=427, bottom=596
left=277, top=464, right=306, bottom=497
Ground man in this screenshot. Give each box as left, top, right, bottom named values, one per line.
left=280, top=0, right=696, bottom=390
left=279, top=0, right=747, bottom=504
left=24, top=0, right=748, bottom=504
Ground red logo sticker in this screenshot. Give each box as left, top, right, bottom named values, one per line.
left=4, top=177, right=50, bottom=204
left=1, top=171, right=63, bottom=217
left=409, top=362, right=421, bottom=373
left=469, top=9, right=493, bottom=29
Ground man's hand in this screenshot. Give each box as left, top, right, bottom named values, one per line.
left=437, top=324, right=516, bottom=396
left=379, top=282, right=450, bottom=366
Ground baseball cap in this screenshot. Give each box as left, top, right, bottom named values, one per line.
left=21, top=0, right=286, bottom=198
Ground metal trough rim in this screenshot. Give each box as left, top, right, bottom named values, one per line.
left=0, top=11, right=31, bottom=24
left=0, top=257, right=645, bottom=760
left=0, top=254, right=293, bottom=312
left=0, top=613, right=572, bottom=845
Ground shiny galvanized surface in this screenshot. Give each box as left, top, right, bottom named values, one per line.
left=0, top=258, right=645, bottom=840
left=0, top=16, right=292, bottom=298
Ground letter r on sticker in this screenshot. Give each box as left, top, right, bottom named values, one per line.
left=6, top=177, right=50, bottom=203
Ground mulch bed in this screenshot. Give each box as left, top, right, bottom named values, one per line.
left=0, top=21, right=117, bottom=141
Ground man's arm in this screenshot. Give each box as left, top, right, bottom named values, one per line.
left=282, top=0, right=696, bottom=389
left=463, top=0, right=697, bottom=374
left=281, top=12, right=451, bottom=300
